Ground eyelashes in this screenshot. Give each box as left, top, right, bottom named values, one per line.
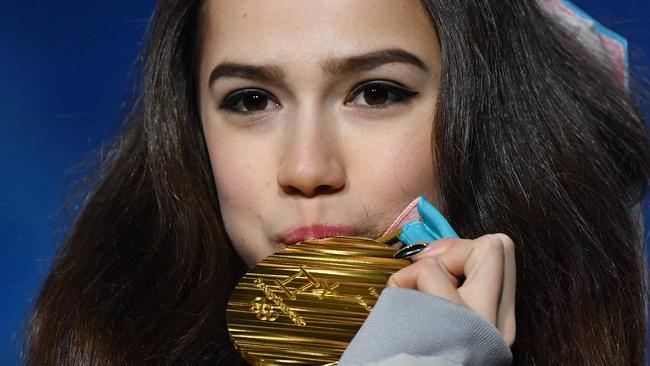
left=218, top=80, right=419, bottom=115
left=345, top=81, right=418, bottom=108
left=219, top=89, right=279, bottom=115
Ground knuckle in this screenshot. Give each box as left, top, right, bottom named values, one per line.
left=494, top=233, right=515, bottom=248
left=494, top=233, right=516, bottom=259
left=481, top=234, right=506, bottom=253
left=414, top=257, right=445, bottom=274
left=416, top=257, right=440, bottom=268
left=482, top=233, right=515, bottom=251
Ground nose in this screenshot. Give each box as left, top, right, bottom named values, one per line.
left=276, top=112, right=346, bottom=197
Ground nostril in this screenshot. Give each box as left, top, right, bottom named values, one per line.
left=281, top=185, right=302, bottom=196
left=313, top=184, right=343, bottom=196
left=276, top=152, right=346, bottom=197
left=280, top=183, right=344, bottom=197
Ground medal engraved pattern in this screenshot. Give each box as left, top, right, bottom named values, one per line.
left=254, top=277, right=306, bottom=326
left=253, top=265, right=377, bottom=322
left=227, top=237, right=409, bottom=365
left=274, top=266, right=323, bottom=300
left=250, top=297, right=280, bottom=321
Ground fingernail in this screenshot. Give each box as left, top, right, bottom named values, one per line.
left=413, top=243, right=445, bottom=257
left=393, top=242, right=429, bottom=259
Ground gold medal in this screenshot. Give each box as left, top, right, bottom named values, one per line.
left=226, top=236, right=408, bottom=365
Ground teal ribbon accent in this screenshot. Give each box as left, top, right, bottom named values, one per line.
left=399, top=196, right=458, bottom=246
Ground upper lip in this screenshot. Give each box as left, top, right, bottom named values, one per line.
left=279, top=224, right=357, bottom=246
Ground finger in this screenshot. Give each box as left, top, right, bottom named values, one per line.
left=387, top=258, right=463, bottom=305
left=456, top=235, right=504, bottom=326
left=411, top=234, right=517, bottom=343
left=411, top=238, right=473, bottom=279
left=416, top=235, right=505, bottom=326
left=494, top=233, right=516, bottom=346
left=409, top=238, right=460, bottom=264
left=408, top=240, right=462, bottom=286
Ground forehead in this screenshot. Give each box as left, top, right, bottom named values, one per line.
left=200, top=0, right=439, bottom=68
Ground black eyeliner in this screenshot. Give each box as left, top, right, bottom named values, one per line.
left=347, top=80, right=419, bottom=107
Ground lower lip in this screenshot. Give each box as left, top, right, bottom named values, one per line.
left=280, top=224, right=356, bottom=246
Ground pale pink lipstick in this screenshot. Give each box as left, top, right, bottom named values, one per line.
left=279, top=224, right=356, bottom=246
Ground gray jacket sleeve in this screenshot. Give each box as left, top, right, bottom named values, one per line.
left=338, top=287, right=512, bottom=366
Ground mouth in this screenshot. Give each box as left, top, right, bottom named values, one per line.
left=279, top=224, right=358, bottom=246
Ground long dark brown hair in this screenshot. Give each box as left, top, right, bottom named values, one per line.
left=25, top=0, right=650, bottom=364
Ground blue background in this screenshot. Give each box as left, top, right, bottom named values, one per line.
left=1, top=1, right=649, bottom=364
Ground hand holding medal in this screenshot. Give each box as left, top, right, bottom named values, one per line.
left=227, top=197, right=516, bottom=365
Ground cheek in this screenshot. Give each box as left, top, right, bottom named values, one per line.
left=344, top=118, right=437, bottom=231
left=207, top=139, right=275, bottom=265
left=205, top=137, right=265, bottom=226
left=357, top=122, right=436, bottom=199
left=211, top=151, right=255, bottom=203
left=395, top=131, right=435, bottom=193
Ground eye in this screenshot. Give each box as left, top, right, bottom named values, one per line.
left=345, top=81, right=418, bottom=108
left=219, top=89, right=280, bottom=114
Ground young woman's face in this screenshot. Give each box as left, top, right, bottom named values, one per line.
left=198, top=0, right=442, bottom=267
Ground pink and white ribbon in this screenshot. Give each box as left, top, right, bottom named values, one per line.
left=537, top=0, right=629, bottom=88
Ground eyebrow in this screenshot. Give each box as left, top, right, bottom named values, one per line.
left=322, top=48, right=428, bottom=75
left=208, top=48, right=428, bottom=88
